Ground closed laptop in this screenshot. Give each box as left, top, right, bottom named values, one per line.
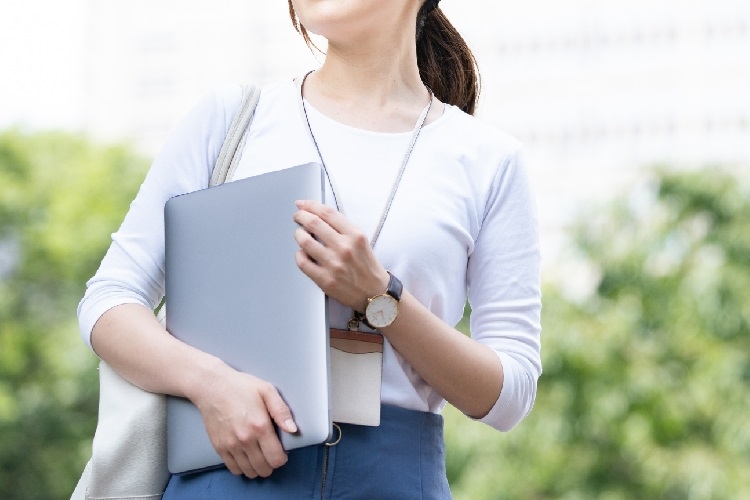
left=164, top=162, right=331, bottom=474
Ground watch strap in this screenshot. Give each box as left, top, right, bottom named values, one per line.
left=385, top=271, right=403, bottom=301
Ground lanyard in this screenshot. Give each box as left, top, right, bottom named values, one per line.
left=298, top=73, right=434, bottom=250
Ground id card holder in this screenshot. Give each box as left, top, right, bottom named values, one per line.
left=329, top=328, right=383, bottom=426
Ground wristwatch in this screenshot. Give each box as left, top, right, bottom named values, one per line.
left=363, top=271, right=403, bottom=329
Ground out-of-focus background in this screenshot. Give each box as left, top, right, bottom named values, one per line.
left=1, top=0, right=748, bottom=498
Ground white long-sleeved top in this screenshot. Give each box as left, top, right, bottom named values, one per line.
left=78, top=79, right=542, bottom=432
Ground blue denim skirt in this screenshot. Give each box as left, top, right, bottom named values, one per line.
left=163, top=404, right=451, bottom=499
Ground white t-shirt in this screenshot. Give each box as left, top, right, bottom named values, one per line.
left=78, top=79, right=542, bottom=432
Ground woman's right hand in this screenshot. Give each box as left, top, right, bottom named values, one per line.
left=90, top=305, right=297, bottom=478
left=191, top=367, right=298, bottom=478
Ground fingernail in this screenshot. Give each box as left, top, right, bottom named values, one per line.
left=295, top=200, right=303, bottom=207
left=285, top=419, right=298, bottom=433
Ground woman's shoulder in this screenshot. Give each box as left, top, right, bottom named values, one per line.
left=202, top=79, right=297, bottom=121
left=431, top=105, right=525, bottom=187
left=431, top=104, right=523, bottom=162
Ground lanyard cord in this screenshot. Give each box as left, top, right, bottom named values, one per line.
left=298, top=72, right=434, bottom=249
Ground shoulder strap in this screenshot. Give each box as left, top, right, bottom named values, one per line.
left=155, top=84, right=260, bottom=326
left=209, top=84, right=261, bottom=187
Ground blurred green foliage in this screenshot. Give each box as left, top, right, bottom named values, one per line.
left=446, top=169, right=750, bottom=499
left=0, top=129, right=148, bottom=498
left=1, top=128, right=748, bottom=499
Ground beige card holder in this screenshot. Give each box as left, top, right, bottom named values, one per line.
left=329, top=328, right=383, bottom=426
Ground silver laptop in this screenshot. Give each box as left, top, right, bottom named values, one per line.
left=164, top=162, right=331, bottom=474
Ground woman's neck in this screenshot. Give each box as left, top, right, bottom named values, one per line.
left=302, top=34, right=440, bottom=133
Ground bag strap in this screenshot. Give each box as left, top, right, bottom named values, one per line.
left=209, top=84, right=261, bottom=187
left=155, top=84, right=260, bottom=326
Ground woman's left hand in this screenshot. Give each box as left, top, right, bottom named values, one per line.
left=293, top=200, right=388, bottom=312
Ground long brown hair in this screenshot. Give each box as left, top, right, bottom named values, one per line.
left=287, top=1, right=481, bottom=116
left=416, top=5, right=480, bottom=115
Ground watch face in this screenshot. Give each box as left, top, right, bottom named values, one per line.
left=365, top=294, right=399, bottom=328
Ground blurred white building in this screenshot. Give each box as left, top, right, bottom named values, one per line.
left=81, top=0, right=318, bottom=153
left=453, top=0, right=750, bottom=210
left=77, top=0, right=750, bottom=163
left=443, top=0, right=750, bottom=258
left=2, top=0, right=748, bottom=264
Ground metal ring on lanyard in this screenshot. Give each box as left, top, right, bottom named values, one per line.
left=326, top=423, right=342, bottom=447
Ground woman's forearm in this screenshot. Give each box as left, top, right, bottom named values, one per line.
left=90, top=303, right=229, bottom=402
left=292, top=199, right=506, bottom=419
left=90, top=303, right=297, bottom=477
left=381, top=291, right=504, bottom=419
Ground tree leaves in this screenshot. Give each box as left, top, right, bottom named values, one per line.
left=2, top=127, right=748, bottom=498
left=445, top=168, right=750, bottom=499
left=0, top=129, right=147, bottom=499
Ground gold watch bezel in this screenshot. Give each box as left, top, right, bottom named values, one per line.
left=364, top=293, right=399, bottom=329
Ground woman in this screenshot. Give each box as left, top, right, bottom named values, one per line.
left=78, top=0, right=542, bottom=497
